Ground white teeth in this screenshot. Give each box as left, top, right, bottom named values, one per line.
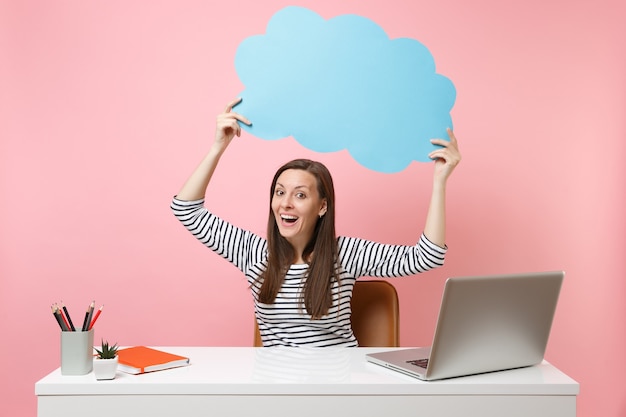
left=281, top=215, right=298, bottom=220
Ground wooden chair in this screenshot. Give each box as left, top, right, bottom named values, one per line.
left=254, top=280, right=399, bottom=347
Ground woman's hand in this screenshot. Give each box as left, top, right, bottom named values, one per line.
left=213, top=98, right=252, bottom=154
left=175, top=99, right=251, bottom=201
left=423, top=129, right=460, bottom=247
left=429, top=128, right=461, bottom=185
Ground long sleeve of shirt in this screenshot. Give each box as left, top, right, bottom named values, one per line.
left=171, top=197, right=447, bottom=347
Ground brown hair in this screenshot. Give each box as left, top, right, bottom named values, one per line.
left=258, top=159, right=339, bottom=319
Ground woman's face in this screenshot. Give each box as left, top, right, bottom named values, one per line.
left=271, top=169, right=327, bottom=253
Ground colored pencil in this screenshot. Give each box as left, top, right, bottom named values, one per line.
left=88, top=305, right=103, bottom=330
left=52, top=305, right=68, bottom=331
left=85, top=300, right=95, bottom=330
left=81, top=301, right=94, bottom=331
left=56, top=303, right=71, bottom=331
left=60, top=301, right=76, bottom=331
left=51, top=305, right=63, bottom=330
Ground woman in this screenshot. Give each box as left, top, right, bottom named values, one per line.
left=171, top=98, right=461, bottom=347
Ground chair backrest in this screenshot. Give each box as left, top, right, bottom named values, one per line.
left=253, top=280, right=399, bottom=347
left=351, top=280, right=400, bottom=347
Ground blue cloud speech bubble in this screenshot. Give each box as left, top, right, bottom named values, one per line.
left=234, top=6, right=455, bottom=173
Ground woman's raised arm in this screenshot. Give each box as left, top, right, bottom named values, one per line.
left=176, top=98, right=251, bottom=201
left=422, top=128, right=461, bottom=248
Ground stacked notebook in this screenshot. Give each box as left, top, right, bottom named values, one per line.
left=117, top=346, right=190, bottom=375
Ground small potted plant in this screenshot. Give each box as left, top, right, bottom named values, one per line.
left=93, top=339, right=119, bottom=380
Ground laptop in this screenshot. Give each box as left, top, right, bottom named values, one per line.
left=366, top=270, right=564, bottom=380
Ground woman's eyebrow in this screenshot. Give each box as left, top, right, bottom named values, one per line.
left=276, top=182, right=310, bottom=190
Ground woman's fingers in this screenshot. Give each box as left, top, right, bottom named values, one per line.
left=446, top=128, right=458, bottom=145
left=222, top=98, right=252, bottom=126
left=428, top=128, right=461, bottom=167
left=224, top=97, right=242, bottom=113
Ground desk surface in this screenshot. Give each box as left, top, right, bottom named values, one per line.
left=36, top=347, right=579, bottom=396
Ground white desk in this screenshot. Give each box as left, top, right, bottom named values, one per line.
left=35, top=347, right=579, bottom=417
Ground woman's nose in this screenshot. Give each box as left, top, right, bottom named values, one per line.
left=281, top=195, right=294, bottom=208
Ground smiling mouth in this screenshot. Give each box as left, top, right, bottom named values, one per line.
left=281, top=214, right=299, bottom=224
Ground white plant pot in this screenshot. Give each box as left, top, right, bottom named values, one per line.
left=93, top=356, right=118, bottom=380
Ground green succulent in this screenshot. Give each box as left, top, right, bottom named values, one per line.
left=95, top=339, right=118, bottom=359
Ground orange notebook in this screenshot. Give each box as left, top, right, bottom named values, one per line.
left=117, top=346, right=190, bottom=374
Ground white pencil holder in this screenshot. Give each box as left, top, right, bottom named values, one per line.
left=60, top=329, right=94, bottom=375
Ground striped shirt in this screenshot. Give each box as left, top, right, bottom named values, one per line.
left=171, top=197, right=447, bottom=347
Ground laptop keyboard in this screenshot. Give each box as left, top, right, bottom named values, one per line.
left=406, top=358, right=429, bottom=369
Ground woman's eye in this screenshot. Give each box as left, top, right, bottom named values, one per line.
left=275, top=190, right=284, bottom=196
left=296, top=192, right=306, bottom=199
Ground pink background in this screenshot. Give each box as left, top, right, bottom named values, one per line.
left=1, top=0, right=624, bottom=416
